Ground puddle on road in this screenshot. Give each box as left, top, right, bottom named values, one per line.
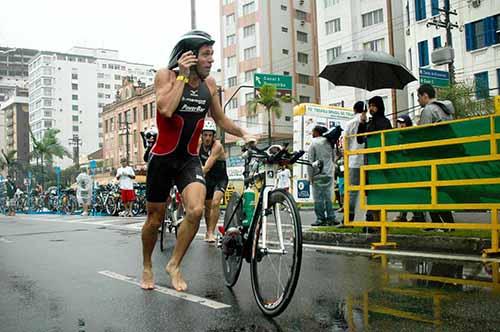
left=300, top=254, right=500, bottom=331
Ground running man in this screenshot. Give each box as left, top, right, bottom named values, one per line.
left=198, top=118, right=228, bottom=243
left=141, top=30, right=255, bottom=291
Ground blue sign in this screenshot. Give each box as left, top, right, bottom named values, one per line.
left=419, top=68, right=449, bottom=79
left=54, top=166, right=61, bottom=175
left=227, top=156, right=244, bottom=167
left=89, top=160, right=97, bottom=170
left=297, top=180, right=310, bottom=199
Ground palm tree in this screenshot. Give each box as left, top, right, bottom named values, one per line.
left=246, top=84, right=296, bottom=146
left=29, top=128, right=71, bottom=187
left=0, top=149, right=18, bottom=177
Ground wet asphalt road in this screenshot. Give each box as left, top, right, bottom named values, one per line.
left=1, top=214, right=500, bottom=332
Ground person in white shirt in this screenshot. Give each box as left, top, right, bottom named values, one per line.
left=276, top=165, right=291, bottom=192
left=76, top=168, right=93, bottom=216
left=343, top=101, right=365, bottom=222
left=116, top=158, right=136, bottom=217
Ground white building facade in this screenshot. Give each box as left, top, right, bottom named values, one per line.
left=316, top=0, right=408, bottom=120
left=28, top=48, right=154, bottom=168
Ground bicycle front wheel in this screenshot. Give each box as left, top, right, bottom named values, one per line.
left=250, top=189, right=302, bottom=317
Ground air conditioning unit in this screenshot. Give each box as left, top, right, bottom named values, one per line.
left=300, top=20, right=305, bottom=26
left=431, top=46, right=455, bottom=65
left=406, top=28, right=411, bottom=36
left=471, top=0, right=481, bottom=8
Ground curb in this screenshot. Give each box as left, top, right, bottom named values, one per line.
left=303, top=231, right=492, bottom=255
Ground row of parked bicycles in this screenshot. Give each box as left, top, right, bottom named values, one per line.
left=0, top=183, right=148, bottom=216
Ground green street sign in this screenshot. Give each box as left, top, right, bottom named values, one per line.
left=254, top=73, right=292, bottom=90
left=419, top=77, right=449, bottom=88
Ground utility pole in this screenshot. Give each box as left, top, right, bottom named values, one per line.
left=426, top=0, right=458, bottom=84
left=68, top=135, right=82, bottom=168
left=190, top=0, right=196, bottom=29
left=119, top=121, right=131, bottom=165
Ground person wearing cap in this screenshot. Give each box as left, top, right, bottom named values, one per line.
left=393, top=115, right=426, bottom=223
left=141, top=30, right=255, bottom=292
left=343, top=101, right=365, bottom=222
left=116, top=158, right=136, bottom=217
left=308, top=125, right=337, bottom=226
left=198, top=118, right=228, bottom=244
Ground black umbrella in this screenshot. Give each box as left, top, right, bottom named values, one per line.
left=319, top=50, right=416, bottom=91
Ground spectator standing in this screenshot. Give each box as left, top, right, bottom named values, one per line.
left=5, top=176, right=16, bottom=216
left=276, top=165, right=291, bottom=192
left=417, top=84, right=455, bottom=230
left=116, top=158, right=136, bottom=217
left=343, top=101, right=366, bottom=221
left=357, top=96, right=392, bottom=226
left=76, top=168, right=93, bottom=216
left=308, top=125, right=337, bottom=226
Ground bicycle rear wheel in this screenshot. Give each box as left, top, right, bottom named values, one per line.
left=220, top=192, right=244, bottom=287
left=250, top=189, right=302, bottom=317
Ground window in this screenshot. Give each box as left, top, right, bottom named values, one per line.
left=245, top=92, right=254, bottom=104
left=115, top=75, right=121, bottom=80
left=105, top=84, right=111, bottom=89
left=105, top=94, right=111, bottom=99
left=324, top=0, right=339, bottom=7
left=102, top=64, right=107, bottom=69
left=408, top=48, right=413, bottom=70
left=150, top=102, right=155, bottom=118
left=362, top=9, right=384, bottom=27
left=465, top=16, right=500, bottom=51
left=243, top=47, right=257, bottom=60
left=133, top=107, right=137, bottom=122
left=297, top=31, right=308, bottom=42
left=97, top=73, right=104, bottom=78
left=283, top=71, right=290, bottom=76
left=474, top=72, right=489, bottom=99
left=415, top=0, right=426, bottom=21
left=44, top=110, right=52, bottom=117
left=105, top=120, right=109, bottom=133
left=72, top=83, right=78, bottom=90
left=298, top=52, right=308, bottom=64
left=298, top=74, right=310, bottom=85
left=226, top=14, right=235, bottom=25
left=143, top=104, right=149, bottom=120
left=98, top=83, right=104, bottom=88
left=282, top=49, right=289, bottom=55
left=118, top=113, right=122, bottom=125
left=325, top=18, right=341, bottom=34
left=228, top=76, right=237, bottom=87
left=125, top=110, right=131, bottom=123
left=227, top=56, right=236, bottom=68
left=495, top=15, right=500, bottom=44
left=72, top=94, right=78, bottom=100
left=363, top=38, right=385, bottom=52
left=72, top=105, right=78, bottom=111
left=327, top=46, right=341, bottom=63
left=72, top=73, right=78, bottom=79
left=418, top=40, right=429, bottom=67
left=245, top=69, right=256, bottom=83
left=242, top=1, right=255, bottom=16
left=44, top=120, right=53, bottom=128
left=296, top=10, right=307, bottom=21
left=226, top=34, right=236, bottom=46
left=299, top=96, right=310, bottom=103
left=243, top=24, right=256, bottom=38
left=281, top=4, right=287, bottom=10
left=431, top=0, right=439, bottom=16
left=230, top=99, right=238, bottom=109
left=72, top=115, right=79, bottom=122
left=433, top=36, right=442, bottom=49
left=281, top=26, right=288, bottom=33
left=73, top=126, right=79, bottom=132
left=98, top=93, right=104, bottom=98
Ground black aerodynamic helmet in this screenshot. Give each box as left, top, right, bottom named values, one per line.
left=167, top=30, right=215, bottom=70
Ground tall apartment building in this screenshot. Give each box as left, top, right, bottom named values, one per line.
left=0, top=87, right=29, bottom=165
left=0, top=47, right=38, bottom=104
left=405, top=0, right=500, bottom=117
left=316, top=0, right=408, bottom=120
left=219, top=0, right=320, bottom=153
left=28, top=48, right=154, bottom=168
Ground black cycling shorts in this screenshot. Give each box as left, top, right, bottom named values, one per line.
left=205, top=176, right=228, bottom=201
left=146, top=155, right=205, bottom=203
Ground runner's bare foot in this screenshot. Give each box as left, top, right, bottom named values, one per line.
left=205, top=233, right=216, bottom=243
left=166, top=262, right=187, bottom=291
left=140, top=269, right=155, bottom=290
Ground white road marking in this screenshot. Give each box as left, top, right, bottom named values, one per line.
left=98, top=270, right=231, bottom=310
left=0, top=237, right=13, bottom=243
left=303, top=243, right=500, bottom=263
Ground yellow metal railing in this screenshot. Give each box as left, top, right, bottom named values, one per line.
left=343, top=114, right=500, bottom=257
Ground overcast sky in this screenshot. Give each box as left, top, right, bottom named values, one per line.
left=0, top=0, right=221, bottom=69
